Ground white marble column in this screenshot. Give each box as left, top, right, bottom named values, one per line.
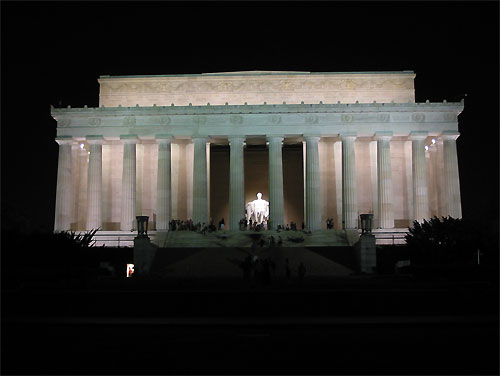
left=86, top=136, right=104, bottom=230
left=410, top=132, right=430, bottom=223
left=268, top=136, right=285, bottom=229
left=120, top=135, right=138, bottom=231
left=376, top=132, right=394, bottom=229
left=442, top=131, right=462, bottom=218
left=229, top=137, right=245, bottom=230
left=156, top=135, right=172, bottom=231
left=54, top=137, right=73, bottom=231
left=305, top=136, right=321, bottom=231
left=192, top=137, right=209, bottom=225
left=341, top=133, right=358, bottom=229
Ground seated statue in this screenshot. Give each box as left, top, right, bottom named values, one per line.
left=246, top=192, right=269, bottom=225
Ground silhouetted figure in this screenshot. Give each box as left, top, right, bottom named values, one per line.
left=269, top=235, right=276, bottom=247
left=301, top=222, right=305, bottom=230
left=219, top=218, right=225, bottom=230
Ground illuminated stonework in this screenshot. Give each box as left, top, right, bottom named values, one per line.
left=52, top=71, right=463, bottom=239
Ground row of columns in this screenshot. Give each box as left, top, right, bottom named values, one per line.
left=54, top=131, right=462, bottom=232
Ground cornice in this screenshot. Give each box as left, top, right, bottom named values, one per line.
left=51, top=101, right=464, bottom=118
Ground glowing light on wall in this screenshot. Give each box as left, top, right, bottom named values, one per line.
left=126, top=264, right=134, bottom=278
left=431, top=138, right=436, bottom=144
left=79, top=143, right=84, bottom=149
left=425, top=145, right=429, bottom=151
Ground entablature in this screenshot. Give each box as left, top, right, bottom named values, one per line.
left=52, top=101, right=464, bottom=140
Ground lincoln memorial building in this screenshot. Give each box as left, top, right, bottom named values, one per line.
left=52, top=71, right=463, bottom=243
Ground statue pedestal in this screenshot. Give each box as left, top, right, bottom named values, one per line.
left=354, top=234, right=377, bottom=273
left=133, top=235, right=158, bottom=276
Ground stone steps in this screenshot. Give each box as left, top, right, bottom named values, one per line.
left=160, top=229, right=351, bottom=248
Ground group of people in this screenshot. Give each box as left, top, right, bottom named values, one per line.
left=240, top=255, right=307, bottom=286
left=168, top=219, right=218, bottom=233
left=239, top=255, right=276, bottom=285
left=168, top=217, right=327, bottom=233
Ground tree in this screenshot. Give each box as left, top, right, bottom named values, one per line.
left=405, top=216, right=479, bottom=265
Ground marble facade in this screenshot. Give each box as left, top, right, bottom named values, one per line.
left=52, top=71, right=463, bottom=234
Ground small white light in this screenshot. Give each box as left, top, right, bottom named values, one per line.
left=431, top=138, right=436, bottom=144
left=79, top=143, right=84, bottom=149
left=88, top=151, right=90, bottom=155
left=425, top=145, right=429, bottom=151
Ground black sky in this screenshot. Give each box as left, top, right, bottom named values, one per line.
left=1, top=1, right=498, bottom=233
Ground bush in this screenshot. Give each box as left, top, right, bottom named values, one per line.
left=405, top=216, right=480, bottom=265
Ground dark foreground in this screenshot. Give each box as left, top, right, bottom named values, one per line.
left=2, top=275, right=499, bottom=375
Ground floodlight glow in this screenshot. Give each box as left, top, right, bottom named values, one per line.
left=425, top=145, right=429, bottom=151
left=431, top=138, right=436, bottom=144
left=79, top=143, right=84, bottom=149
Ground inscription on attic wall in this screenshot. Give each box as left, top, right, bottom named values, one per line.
left=99, top=73, right=415, bottom=107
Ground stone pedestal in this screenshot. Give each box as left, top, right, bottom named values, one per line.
left=156, top=136, right=172, bottom=230
left=229, top=137, right=245, bottom=230
left=268, top=136, right=284, bottom=229
left=354, top=234, right=377, bottom=273
left=133, top=235, right=158, bottom=276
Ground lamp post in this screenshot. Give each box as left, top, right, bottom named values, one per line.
left=136, top=216, right=149, bottom=237
left=360, top=214, right=373, bottom=234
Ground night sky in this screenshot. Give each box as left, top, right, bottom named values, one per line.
left=1, top=1, right=498, bottom=234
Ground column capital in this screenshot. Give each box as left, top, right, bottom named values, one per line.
left=155, top=134, right=173, bottom=144
left=303, top=135, right=320, bottom=142
left=120, top=135, right=138, bottom=144
left=375, top=131, right=393, bottom=141
left=409, top=131, right=428, bottom=141
left=228, top=136, right=246, bottom=144
left=191, top=136, right=209, bottom=143
left=86, top=135, right=105, bottom=145
left=267, top=135, right=284, bottom=143
left=55, top=136, right=74, bottom=145
left=441, top=131, right=460, bottom=141
left=340, top=132, right=357, bottom=141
